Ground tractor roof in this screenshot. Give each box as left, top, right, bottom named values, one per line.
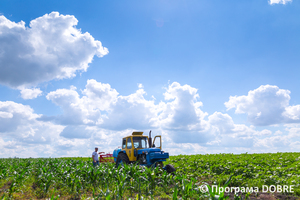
left=132, top=132, right=143, bottom=135
left=123, top=132, right=147, bottom=139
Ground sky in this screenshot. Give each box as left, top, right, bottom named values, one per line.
left=0, top=0, right=300, bottom=158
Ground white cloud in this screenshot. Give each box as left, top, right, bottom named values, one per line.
left=208, top=112, right=235, bottom=134
left=158, top=82, right=208, bottom=131
left=46, top=80, right=157, bottom=130
left=274, top=130, right=282, bottom=135
left=0, top=101, right=62, bottom=137
left=0, top=101, right=65, bottom=157
left=138, top=83, right=143, bottom=88
left=60, top=125, right=95, bottom=139
left=254, top=135, right=291, bottom=150
left=225, top=85, right=300, bottom=126
left=283, top=105, right=300, bottom=120
left=46, top=85, right=102, bottom=125
left=82, top=79, right=119, bottom=111
left=20, top=88, right=42, bottom=99
left=101, top=88, right=157, bottom=130
left=284, top=124, right=300, bottom=137
left=208, top=112, right=257, bottom=138
left=45, top=81, right=212, bottom=146
left=44, top=81, right=267, bottom=153
left=2, top=82, right=300, bottom=157
left=254, top=129, right=272, bottom=136
left=164, top=142, right=208, bottom=155
left=0, top=101, right=40, bottom=133
left=206, top=112, right=257, bottom=148
left=0, top=111, right=13, bottom=118
left=0, top=12, right=108, bottom=89
left=269, top=0, right=292, bottom=5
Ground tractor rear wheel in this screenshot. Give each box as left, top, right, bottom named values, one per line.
left=116, top=153, right=129, bottom=167
left=165, top=164, right=176, bottom=173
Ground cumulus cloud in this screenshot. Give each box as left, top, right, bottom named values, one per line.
left=0, top=101, right=64, bottom=157
left=20, top=88, right=42, bottom=99
left=101, top=88, right=157, bottom=130
left=207, top=112, right=257, bottom=147
left=45, top=80, right=211, bottom=133
left=269, top=0, right=292, bottom=5
left=46, top=85, right=102, bottom=125
left=44, top=80, right=263, bottom=150
left=82, top=79, right=119, bottom=111
left=0, top=12, right=108, bottom=89
left=2, top=81, right=300, bottom=157
left=253, top=126, right=300, bottom=152
left=46, top=80, right=157, bottom=130
left=60, top=125, right=95, bottom=139
left=283, top=105, right=300, bottom=120
left=215, top=84, right=300, bottom=153
left=208, top=112, right=235, bottom=134
left=225, top=85, right=300, bottom=126
left=284, top=124, right=300, bottom=137
left=0, top=101, right=40, bottom=133
left=254, top=129, right=272, bottom=136
left=44, top=81, right=220, bottom=153
left=0, top=101, right=109, bottom=158
left=208, top=112, right=257, bottom=139
left=0, top=111, right=13, bottom=119
left=163, top=142, right=208, bottom=155
left=158, top=82, right=208, bottom=131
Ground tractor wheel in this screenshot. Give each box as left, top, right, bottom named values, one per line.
left=165, top=164, right=176, bottom=173
left=116, top=153, right=129, bottom=167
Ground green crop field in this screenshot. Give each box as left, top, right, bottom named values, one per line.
left=0, top=152, right=300, bottom=200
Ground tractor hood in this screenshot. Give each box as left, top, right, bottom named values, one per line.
left=137, top=147, right=161, bottom=154
left=137, top=148, right=169, bottom=162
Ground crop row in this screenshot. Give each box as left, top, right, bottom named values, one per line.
left=166, top=152, right=300, bottom=190
left=0, top=152, right=300, bottom=199
left=0, top=158, right=206, bottom=199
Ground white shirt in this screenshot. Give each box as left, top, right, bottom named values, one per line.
left=92, top=151, right=99, bottom=161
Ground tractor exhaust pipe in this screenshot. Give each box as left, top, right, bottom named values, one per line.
left=149, top=130, right=152, bottom=148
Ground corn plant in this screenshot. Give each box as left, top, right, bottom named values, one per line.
left=115, top=172, right=127, bottom=199
left=1, top=152, right=300, bottom=199
left=207, top=175, right=232, bottom=200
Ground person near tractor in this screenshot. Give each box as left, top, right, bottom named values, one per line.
left=92, top=147, right=104, bottom=166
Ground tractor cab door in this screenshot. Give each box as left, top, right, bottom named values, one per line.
left=126, top=137, right=135, bottom=161
left=153, top=135, right=162, bottom=150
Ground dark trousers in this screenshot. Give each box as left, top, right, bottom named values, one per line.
left=93, top=161, right=99, bottom=167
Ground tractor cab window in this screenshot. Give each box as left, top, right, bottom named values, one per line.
left=127, top=138, right=132, bottom=149
left=133, top=137, right=148, bottom=148
left=153, top=137, right=161, bottom=148
left=122, top=138, right=126, bottom=149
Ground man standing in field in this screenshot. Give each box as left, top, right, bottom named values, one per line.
left=92, top=147, right=104, bottom=167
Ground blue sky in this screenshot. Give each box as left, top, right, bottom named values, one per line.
left=1, top=0, right=300, bottom=157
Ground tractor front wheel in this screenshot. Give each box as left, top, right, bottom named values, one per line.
left=116, top=153, right=129, bottom=167
left=165, top=164, right=176, bottom=173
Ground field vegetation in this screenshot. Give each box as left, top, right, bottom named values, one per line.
left=0, top=152, right=299, bottom=199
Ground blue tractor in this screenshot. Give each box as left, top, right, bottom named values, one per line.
left=112, top=131, right=175, bottom=173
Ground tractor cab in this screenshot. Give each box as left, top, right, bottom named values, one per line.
left=119, top=132, right=162, bottom=162
left=113, top=131, right=173, bottom=171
